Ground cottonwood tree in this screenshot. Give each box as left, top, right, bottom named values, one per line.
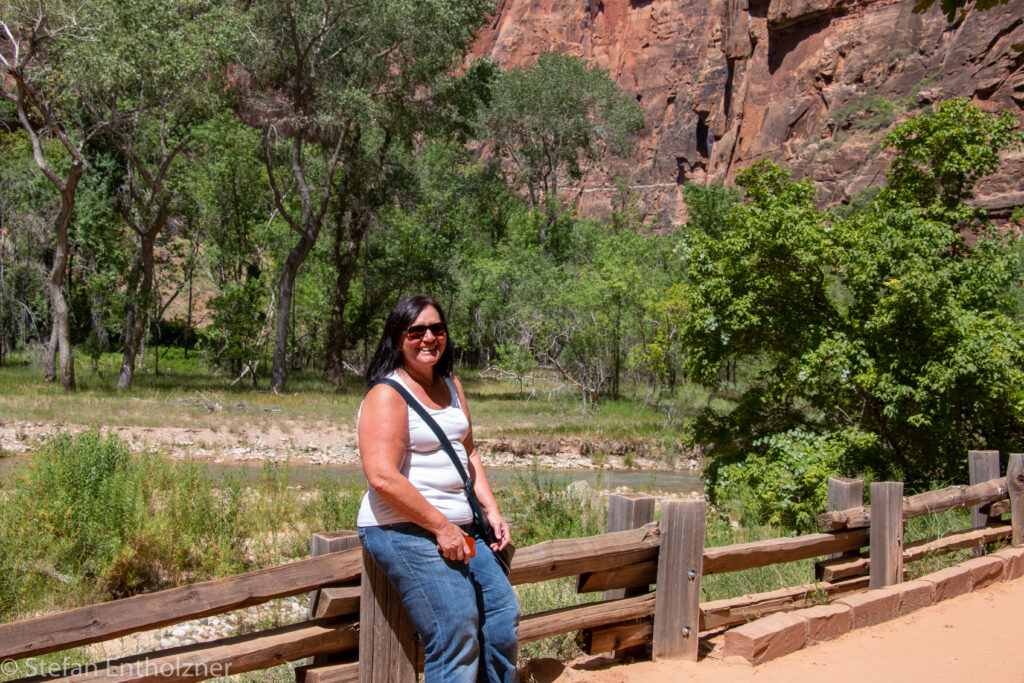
left=64, top=0, right=241, bottom=389
left=483, top=52, right=644, bottom=242
left=242, top=0, right=492, bottom=391
left=0, top=1, right=91, bottom=388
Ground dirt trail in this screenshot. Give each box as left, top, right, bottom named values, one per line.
left=548, top=575, right=1024, bottom=683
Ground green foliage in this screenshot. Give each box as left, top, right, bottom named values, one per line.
left=682, top=182, right=741, bottom=238
left=881, top=97, right=1023, bottom=222
left=715, top=428, right=877, bottom=531
left=675, top=101, right=1024, bottom=522
left=829, top=93, right=897, bottom=133
left=484, top=52, right=645, bottom=208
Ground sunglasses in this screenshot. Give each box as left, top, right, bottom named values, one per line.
left=405, top=323, right=447, bottom=340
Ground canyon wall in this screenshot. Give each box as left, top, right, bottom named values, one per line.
left=470, top=0, right=1024, bottom=226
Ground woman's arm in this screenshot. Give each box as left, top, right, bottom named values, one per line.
left=452, top=376, right=512, bottom=551
left=359, top=383, right=472, bottom=563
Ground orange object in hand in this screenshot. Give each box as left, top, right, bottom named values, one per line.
left=464, top=534, right=476, bottom=558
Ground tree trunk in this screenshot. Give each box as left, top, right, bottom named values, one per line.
left=43, top=318, right=57, bottom=382
left=49, top=183, right=79, bottom=391
left=322, top=215, right=368, bottom=384
left=270, top=232, right=318, bottom=393
left=118, top=230, right=158, bottom=389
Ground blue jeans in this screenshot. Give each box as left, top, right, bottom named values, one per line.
left=358, top=522, right=520, bottom=683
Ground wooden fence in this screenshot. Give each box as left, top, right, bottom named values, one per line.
left=0, top=451, right=1021, bottom=682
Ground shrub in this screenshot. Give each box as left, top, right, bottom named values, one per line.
left=714, top=428, right=877, bottom=532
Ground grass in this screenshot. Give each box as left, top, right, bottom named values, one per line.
left=0, top=348, right=716, bottom=468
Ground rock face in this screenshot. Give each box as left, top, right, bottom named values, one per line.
left=469, top=0, right=1024, bottom=226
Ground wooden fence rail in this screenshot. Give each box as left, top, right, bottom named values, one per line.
left=1, top=451, right=1021, bottom=682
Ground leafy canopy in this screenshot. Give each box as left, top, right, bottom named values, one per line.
left=484, top=52, right=645, bottom=207
left=675, top=100, right=1024, bottom=528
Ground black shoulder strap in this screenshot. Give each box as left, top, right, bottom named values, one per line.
left=373, top=377, right=494, bottom=535
left=373, top=377, right=473, bottom=488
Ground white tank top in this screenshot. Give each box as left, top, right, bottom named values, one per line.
left=356, top=371, right=474, bottom=527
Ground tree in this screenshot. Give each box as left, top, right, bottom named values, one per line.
left=64, top=0, right=241, bottom=389
left=1, top=1, right=91, bottom=389
left=678, top=101, right=1024, bottom=524
left=483, top=52, right=644, bottom=239
left=243, top=0, right=492, bottom=391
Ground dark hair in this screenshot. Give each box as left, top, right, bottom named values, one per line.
left=365, top=295, right=454, bottom=386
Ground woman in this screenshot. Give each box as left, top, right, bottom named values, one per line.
left=357, top=295, right=520, bottom=683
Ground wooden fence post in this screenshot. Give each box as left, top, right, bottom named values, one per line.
left=308, top=531, right=361, bottom=617
left=359, top=549, right=417, bottom=683
left=969, top=450, right=1001, bottom=557
left=652, top=499, right=705, bottom=662
left=302, top=530, right=361, bottom=674
left=600, top=494, right=655, bottom=660
left=869, top=482, right=903, bottom=589
left=1009, top=453, right=1024, bottom=547
left=827, top=478, right=862, bottom=561
left=603, top=494, right=656, bottom=601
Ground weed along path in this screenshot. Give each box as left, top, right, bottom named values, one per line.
left=551, top=575, right=1024, bottom=682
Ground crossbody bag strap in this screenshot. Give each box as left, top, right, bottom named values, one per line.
left=372, top=378, right=493, bottom=534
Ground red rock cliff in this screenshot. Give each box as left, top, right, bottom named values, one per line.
left=470, top=0, right=1024, bottom=226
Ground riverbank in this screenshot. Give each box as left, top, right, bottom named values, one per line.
left=0, top=418, right=701, bottom=472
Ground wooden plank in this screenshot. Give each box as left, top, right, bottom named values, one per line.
left=308, top=531, right=361, bottom=619
left=969, top=450, right=1001, bottom=557
left=582, top=576, right=871, bottom=654
left=870, top=481, right=904, bottom=589
left=902, top=522, right=1012, bottom=563
left=818, top=477, right=1008, bottom=530
left=0, top=548, right=363, bottom=662
left=312, top=585, right=360, bottom=619
left=592, top=494, right=654, bottom=661
left=311, top=531, right=361, bottom=558
left=983, top=499, right=1010, bottom=517
left=509, top=523, right=661, bottom=586
left=817, top=555, right=868, bottom=582
left=818, top=522, right=1014, bottom=579
left=305, top=532, right=361, bottom=671
left=578, top=560, right=658, bottom=594
left=597, top=494, right=655, bottom=601
left=702, top=528, right=869, bottom=575
left=583, top=528, right=868, bottom=591
left=519, top=594, right=655, bottom=644
left=1009, top=453, right=1024, bottom=547
left=297, top=661, right=358, bottom=683
left=827, top=478, right=863, bottom=561
left=652, top=500, right=705, bottom=662
left=358, top=549, right=416, bottom=683
left=580, top=619, right=652, bottom=655
left=37, top=618, right=358, bottom=683
left=700, top=576, right=869, bottom=631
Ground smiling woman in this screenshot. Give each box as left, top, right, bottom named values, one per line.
left=356, top=295, right=520, bottom=683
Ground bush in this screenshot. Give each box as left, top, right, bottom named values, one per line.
left=714, top=428, right=877, bottom=532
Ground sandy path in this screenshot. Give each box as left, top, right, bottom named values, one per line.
left=552, top=576, right=1024, bottom=683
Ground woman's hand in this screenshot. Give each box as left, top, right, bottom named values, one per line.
left=434, top=521, right=473, bottom=564
left=485, top=511, right=512, bottom=551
